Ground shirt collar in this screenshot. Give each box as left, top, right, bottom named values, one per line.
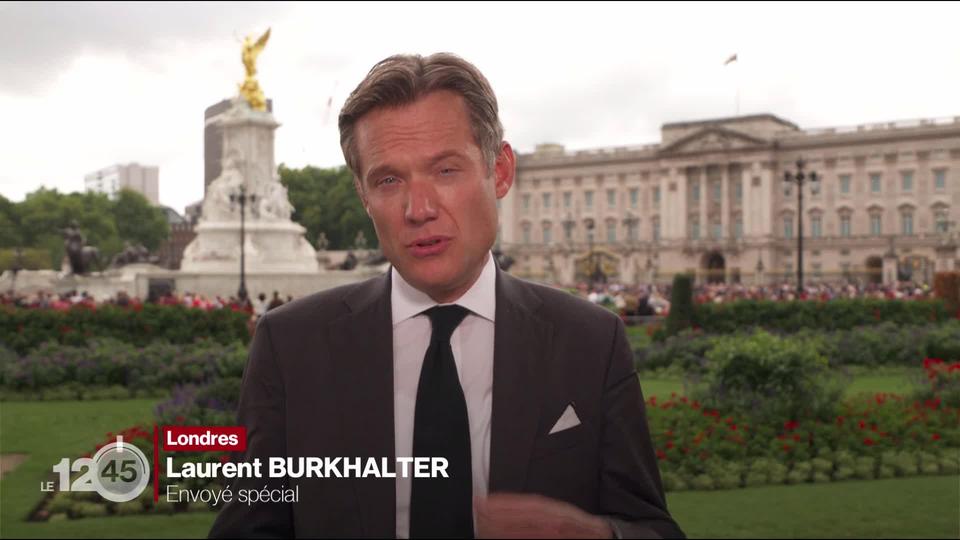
left=391, top=251, right=497, bottom=326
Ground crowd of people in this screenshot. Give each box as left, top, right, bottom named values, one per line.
left=0, top=289, right=294, bottom=321
left=1, top=279, right=936, bottom=322
left=569, top=279, right=935, bottom=318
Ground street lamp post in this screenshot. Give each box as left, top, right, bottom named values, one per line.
left=783, top=158, right=820, bottom=295
left=229, top=185, right=257, bottom=302
left=584, top=218, right=605, bottom=285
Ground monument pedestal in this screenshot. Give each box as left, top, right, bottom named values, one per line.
left=181, top=220, right=318, bottom=274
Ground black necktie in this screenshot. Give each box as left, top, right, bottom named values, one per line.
left=409, top=305, right=474, bottom=539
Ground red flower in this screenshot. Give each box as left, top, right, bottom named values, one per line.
left=932, top=433, right=942, bottom=441
left=782, top=444, right=792, bottom=452
left=792, top=434, right=802, bottom=442
left=858, top=420, right=866, bottom=430
left=784, top=420, right=799, bottom=431
left=656, top=449, right=666, bottom=460
left=863, top=438, right=875, bottom=446
left=649, top=396, right=657, bottom=406
left=836, top=416, right=845, bottom=426
left=925, top=398, right=942, bottom=410
left=923, top=358, right=944, bottom=370
left=728, top=424, right=738, bottom=431
left=666, top=441, right=675, bottom=450
left=692, top=401, right=702, bottom=410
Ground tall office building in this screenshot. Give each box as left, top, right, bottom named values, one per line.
left=84, top=163, right=160, bottom=205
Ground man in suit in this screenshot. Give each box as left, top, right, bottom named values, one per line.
left=210, top=52, right=683, bottom=539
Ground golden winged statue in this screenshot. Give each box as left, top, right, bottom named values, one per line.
left=238, top=28, right=271, bottom=111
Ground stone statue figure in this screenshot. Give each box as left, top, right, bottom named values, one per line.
left=61, top=220, right=100, bottom=275
left=203, top=151, right=246, bottom=222
left=315, top=232, right=329, bottom=251
left=110, top=241, right=157, bottom=268
left=239, top=28, right=270, bottom=111
left=353, top=230, right=368, bottom=250
left=256, top=179, right=294, bottom=221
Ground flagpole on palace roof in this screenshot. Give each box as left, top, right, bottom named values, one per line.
left=724, top=53, right=739, bottom=116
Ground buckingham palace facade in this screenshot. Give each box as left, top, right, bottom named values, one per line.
left=497, top=114, right=960, bottom=286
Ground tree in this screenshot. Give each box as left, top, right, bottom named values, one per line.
left=279, top=164, right=378, bottom=250
left=665, top=273, right=695, bottom=336
left=15, top=188, right=119, bottom=268
left=111, top=189, right=170, bottom=251
left=0, top=194, right=21, bottom=247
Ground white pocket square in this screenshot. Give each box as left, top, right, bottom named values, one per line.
left=548, top=404, right=581, bottom=434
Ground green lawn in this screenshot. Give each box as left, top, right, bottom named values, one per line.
left=3, top=392, right=958, bottom=538
left=668, top=475, right=960, bottom=538
left=0, top=399, right=160, bottom=538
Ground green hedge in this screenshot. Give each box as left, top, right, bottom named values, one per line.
left=0, top=304, right=250, bottom=355
left=0, top=338, right=247, bottom=398
left=688, top=298, right=949, bottom=336
left=638, top=320, right=960, bottom=373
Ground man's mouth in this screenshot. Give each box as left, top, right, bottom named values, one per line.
left=408, top=236, right=451, bottom=257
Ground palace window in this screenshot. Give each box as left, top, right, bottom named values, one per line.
left=901, top=171, right=913, bottom=192
left=584, top=190, right=594, bottom=210
left=542, top=192, right=552, bottom=209
left=870, top=173, right=882, bottom=194
left=901, top=211, right=914, bottom=235
left=839, top=174, right=851, bottom=194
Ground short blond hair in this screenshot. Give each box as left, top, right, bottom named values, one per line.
left=338, top=52, right=504, bottom=180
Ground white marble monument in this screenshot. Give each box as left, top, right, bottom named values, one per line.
left=181, top=97, right=319, bottom=274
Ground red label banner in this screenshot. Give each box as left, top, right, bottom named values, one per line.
left=162, top=426, right=246, bottom=452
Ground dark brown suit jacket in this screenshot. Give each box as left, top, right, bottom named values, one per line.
left=209, top=267, right=684, bottom=538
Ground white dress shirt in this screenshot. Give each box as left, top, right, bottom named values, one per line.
left=391, top=252, right=496, bottom=539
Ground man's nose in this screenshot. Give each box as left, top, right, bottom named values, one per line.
left=404, top=178, right=439, bottom=224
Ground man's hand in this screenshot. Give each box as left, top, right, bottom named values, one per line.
left=475, top=493, right=613, bottom=539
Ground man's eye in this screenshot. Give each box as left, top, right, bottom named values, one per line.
left=440, top=167, right=458, bottom=175
left=378, top=176, right=399, bottom=186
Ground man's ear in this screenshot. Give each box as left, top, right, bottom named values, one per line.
left=493, top=141, right=516, bottom=199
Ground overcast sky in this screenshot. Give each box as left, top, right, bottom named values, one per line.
left=2, top=1, right=958, bottom=214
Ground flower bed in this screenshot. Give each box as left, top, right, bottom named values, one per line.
left=648, top=391, right=960, bottom=491
left=0, top=303, right=250, bottom=355
left=31, top=379, right=242, bottom=521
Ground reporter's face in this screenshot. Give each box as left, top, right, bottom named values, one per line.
left=353, top=90, right=514, bottom=302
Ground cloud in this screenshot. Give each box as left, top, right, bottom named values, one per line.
left=0, top=1, right=288, bottom=94
left=1, top=1, right=959, bottom=216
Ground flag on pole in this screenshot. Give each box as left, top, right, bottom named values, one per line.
left=724, top=53, right=738, bottom=66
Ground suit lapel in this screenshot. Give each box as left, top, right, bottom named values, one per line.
left=327, top=272, right=396, bottom=538
left=489, top=269, right=553, bottom=493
